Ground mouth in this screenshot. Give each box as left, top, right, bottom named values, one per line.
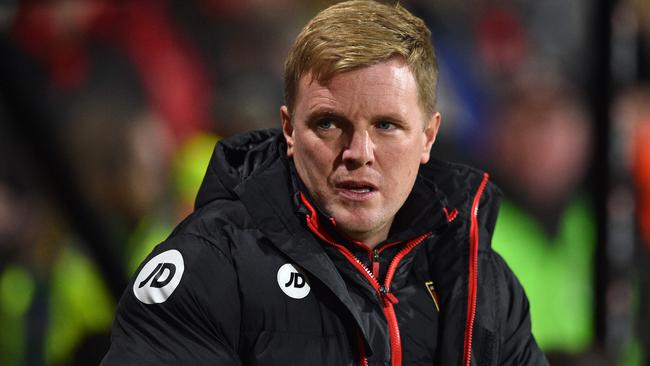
left=335, top=180, right=378, bottom=200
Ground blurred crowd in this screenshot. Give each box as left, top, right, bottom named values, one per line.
left=0, top=0, right=648, bottom=365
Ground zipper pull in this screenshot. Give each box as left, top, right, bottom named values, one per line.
left=372, top=249, right=380, bottom=277
left=379, top=286, right=399, bottom=305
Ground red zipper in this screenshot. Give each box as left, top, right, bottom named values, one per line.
left=463, top=173, right=489, bottom=366
left=357, top=332, right=369, bottom=366
left=380, top=233, right=429, bottom=366
left=371, top=241, right=402, bottom=277
left=319, top=232, right=429, bottom=366
left=299, top=192, right=431, bottom=366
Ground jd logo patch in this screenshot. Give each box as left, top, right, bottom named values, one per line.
left=133, top=249, right=185, bottom=304
left=277, top=263, right=310, bottom=299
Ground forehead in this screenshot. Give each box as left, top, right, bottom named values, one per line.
left=295, top=59, right=424, bottom=120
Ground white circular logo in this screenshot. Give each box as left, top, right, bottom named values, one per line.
left=277, top=263, right=310, bottom=299
left=133, top=249, right=185, bottom=304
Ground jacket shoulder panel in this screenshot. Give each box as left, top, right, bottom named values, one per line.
left=103, top=234, right=242, bottom=365
left=173, top=198, right=260, bottom=256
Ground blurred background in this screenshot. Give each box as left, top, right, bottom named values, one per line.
left=0, top=0, right=648, bottom=365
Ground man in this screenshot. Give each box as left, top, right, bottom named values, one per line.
left=102, top=1, right=547, bottom=365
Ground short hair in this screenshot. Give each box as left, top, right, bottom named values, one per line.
left=283, top=0, right=439, bottom=116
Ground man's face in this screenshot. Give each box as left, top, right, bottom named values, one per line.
left=281, top=58, right=440, bottom=246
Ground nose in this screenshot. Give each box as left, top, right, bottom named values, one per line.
left=342, top=130, right=374, bottom=168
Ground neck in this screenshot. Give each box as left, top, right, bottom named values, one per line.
left=339, top=221, right=392, bottom=250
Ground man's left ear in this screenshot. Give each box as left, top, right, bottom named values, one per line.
left=421, top=112, right=441, bottom=164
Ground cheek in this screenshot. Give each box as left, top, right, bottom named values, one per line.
left=296, top=142, right=326, bottom=169
left=293, top=140, right=336, bottom=186
left=384, top=140, right=423, bottom=167
left=379, top=143, right=422, bottom=187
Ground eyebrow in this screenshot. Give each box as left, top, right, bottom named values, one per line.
left=305, top=109, right=406, bottom=126
left=305, top=109, right=349, bottom=124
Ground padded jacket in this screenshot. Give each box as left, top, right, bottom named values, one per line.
left=102, top=129, right=548, bottom=366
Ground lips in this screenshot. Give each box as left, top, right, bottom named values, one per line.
left=336, top=180, right=377, bottom=190
left=335, top=180, right=378, bottom=200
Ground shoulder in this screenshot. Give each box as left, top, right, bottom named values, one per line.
left=168, top=198, right=260, bottom=256
left=124, top=196, right=276, bottom=308
left=479, top=249, right=528, bottom=309
left=421, top=159, right=502, bottom=242
left=127, top=232, right=239, bottom=308
left=105, top=233, right=243, bottom=365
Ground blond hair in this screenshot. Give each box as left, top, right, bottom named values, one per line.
left=283, top=0, right=439, bottom=115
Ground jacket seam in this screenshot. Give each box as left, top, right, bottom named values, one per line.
left=169, top=232, right=235, bottom=266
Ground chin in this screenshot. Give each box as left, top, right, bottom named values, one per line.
left=333, top=212, right=380, bottom=234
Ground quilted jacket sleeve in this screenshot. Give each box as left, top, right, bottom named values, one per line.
left=101, top=233, right=242, bottom=366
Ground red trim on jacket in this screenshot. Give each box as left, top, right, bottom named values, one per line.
left=463, top=173, right=490, bottom=366
left=357, top=331, right=369, bottom=366
left=443, top=207, right=459, bottom=222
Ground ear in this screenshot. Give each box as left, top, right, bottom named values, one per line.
left=420, top=112, right=441, bottom=164
left=280, top=105, right=295, bottom=158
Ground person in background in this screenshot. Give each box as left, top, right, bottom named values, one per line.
left=489, top=72, right=597, bottom=362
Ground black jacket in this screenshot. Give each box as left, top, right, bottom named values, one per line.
left=102, top=129, right=548, bottom=366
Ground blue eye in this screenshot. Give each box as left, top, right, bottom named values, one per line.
left=376, top=121, right=395, bottom=130
left=317, top=120, right=335, bottom=130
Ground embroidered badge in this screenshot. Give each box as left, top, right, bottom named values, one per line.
left=425, top=281, right=441, bottom=312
